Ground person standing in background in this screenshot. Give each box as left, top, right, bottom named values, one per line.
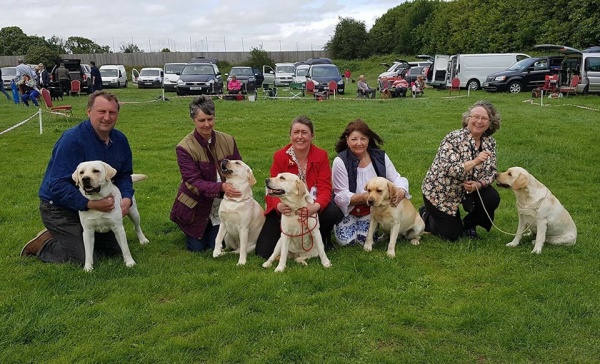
left=90, top=61, right=103, bottom=93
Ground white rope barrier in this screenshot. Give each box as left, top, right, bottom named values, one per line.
left=0, top=109, right=42, bottom=136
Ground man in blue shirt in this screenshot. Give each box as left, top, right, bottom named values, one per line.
left=21, top=91, right=136, bottom=265
left=90, top=61, right=103, bottom=92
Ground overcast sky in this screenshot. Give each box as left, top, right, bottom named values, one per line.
left=1, top=0, right=402, bottom=52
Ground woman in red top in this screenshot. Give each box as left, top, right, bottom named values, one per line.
left=255, top=115, right=343, bottom=258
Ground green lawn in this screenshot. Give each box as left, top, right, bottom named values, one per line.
left=1, top=85, right=599, bottom=363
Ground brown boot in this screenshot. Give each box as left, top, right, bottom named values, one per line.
left=21, top=229, right=53, bottom=257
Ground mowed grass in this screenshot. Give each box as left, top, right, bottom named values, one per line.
left=1, top=86, right=599, bottom=363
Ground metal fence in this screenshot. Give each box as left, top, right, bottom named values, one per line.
left=0, top=50, right=330, bottom=68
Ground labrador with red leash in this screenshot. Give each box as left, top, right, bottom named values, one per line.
left=262, top=172, right=331, bottom=272
left=72, top=161, right=149, bottom=272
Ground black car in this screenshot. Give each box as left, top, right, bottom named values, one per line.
left=176, top=62, right=223, bottom=96
left=50, top=59, right=92, bottom=94
left=226, top=66, right=264, bottom=91
left=307, top=64, right=345, bottom=94
left=483, top=56, right=563, bottom=93
left=401, top=66, right=427, bottom=85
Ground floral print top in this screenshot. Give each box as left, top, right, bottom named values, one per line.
left=422, top=128, right=497, bottom=216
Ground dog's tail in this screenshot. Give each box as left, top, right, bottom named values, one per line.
left=132, top=174, right=148, bottom=183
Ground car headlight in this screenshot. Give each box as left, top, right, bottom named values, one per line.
left=338, top=80, right=343, bottom=85
left=177, top=80, right=184, bottom=85
left=208, top=79, right=215, bottom=84
left=494, top=76, right=506, bottom=81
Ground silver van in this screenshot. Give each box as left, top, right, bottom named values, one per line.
left=446, top=53, right=530, bottom=90
left=535, top=44, right=600, bottom=95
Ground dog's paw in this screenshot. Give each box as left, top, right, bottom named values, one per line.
left=410, top=238, right=420, bottom=246
left=125, top=259, right=136, bottom=267
left=506, top=242, right=519, bottom=247
left=83, top=265, right=94, bottom=272
left=274, top=266, right=285, bottom=272
left=212, top=250, right=224, bottom=258
left=363, top=243, right=373, bottom=252
left=262, top=261, right=272, bottom=268
left=139, top=238, right=149, bottom=245
left=322, top=260, right=331, bottom=268
left=236, top=259, right=246, bottom=266
left=531, top=247, right=543, bottom=254
left=386, top=250, right=396, bottom=258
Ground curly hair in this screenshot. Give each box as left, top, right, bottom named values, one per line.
left=189, top=96, right=215, bottom=119
left=334, top=119, right=383, bottom=153
left=461, top=100, right=501, bottom=136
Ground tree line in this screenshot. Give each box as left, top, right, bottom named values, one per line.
left=325, top=0, right=599, bottom=59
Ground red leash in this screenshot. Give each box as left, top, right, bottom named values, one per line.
left=280, top=207, right=319, bottom=251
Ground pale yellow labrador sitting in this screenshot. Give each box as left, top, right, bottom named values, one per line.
left=496, top=166, right=577, bottom=254
left=364, top=177, right=425, bottom=257
left=213, top=159, right=265, bottom=265
left=72, top=161, right=149, bottom=272
left=262, top=172, right=331, bottom=272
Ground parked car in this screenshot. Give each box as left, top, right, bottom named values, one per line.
left=1, top=66, right=16, bottom=88
left=483, top=56, right=563, bottom=93
left=226, top=66, right=258, bottom=90
left=136, top=67, right=164, bottom=89
left=307, top=64, right=345, bottom=94
left=99, top=64, right=128, bottom=88
left=446, top=53, right=530, bottom=90
left=274, top=63, right=296, bottom=86
left=402, top=66, right=427, bottom=85
left=162, top=63, right=186, bottom=92
left=378, top=60, right=411, bottom=80
left=177, top=61, right=223, bottom=95
left=293, top=64, right=310, bottom=84
left=535, top=44, right=600, bottom=95
left=51, top=59, right=92, bottom=93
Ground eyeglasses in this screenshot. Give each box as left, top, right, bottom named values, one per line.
left=469, top=114, right=490, bottom=122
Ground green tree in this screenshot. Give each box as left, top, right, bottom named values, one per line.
left=65, top=36, right=110, bottom=54
left=161, top=48, right=171, bottom=52
left=243, top=46, right=274, bottom=69
left=120, top=43, right=143, bottom=53
left=325, top=17, right=369, bottom=59
left=0, top=26, right=30, bottom=56
left=25, top=44, right=61, bottom=68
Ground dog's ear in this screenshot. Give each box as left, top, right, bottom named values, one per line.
left=103, top=162, right=117, bottom=181
left=512, top=173, right=529, bottom=190
left=296, top=180, right=308, bottom=199
left=247, top=168, right=256, bottom=186
left=387, top=180, right=397, bottom=199
left=72, top=168, right=80, bottom=186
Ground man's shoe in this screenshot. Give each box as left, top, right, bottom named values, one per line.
left=464, top=228, right=480, bottom=240
left=21, top=229, right=52, bottom=257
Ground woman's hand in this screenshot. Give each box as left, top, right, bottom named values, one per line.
left=277, top=202, right=292, bottom=216
left=391, top=188, right=406, bottom=206
left=463, top=181, right=482, bottom=194
left=474, top=151, right=492, bottom=165
left=222, top=183, right=242, bottom=199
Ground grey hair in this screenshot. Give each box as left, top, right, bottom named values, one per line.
left=462, top=100, right=501, bottom=136
left=189, top=96, right=215, bottom=119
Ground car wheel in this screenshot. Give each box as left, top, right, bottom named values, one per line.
left=124, top=81, right=128, bottom=88
left=467, top=79, right=480, bottom=91
left=117, top=82, right=120, bottom=88
left=583, top=85, right=589, bottom=95
left=508, top=81, right=523, bottom=94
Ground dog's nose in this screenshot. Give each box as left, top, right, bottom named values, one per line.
left=220, top=159, right=230, bottom=170
left=82, top=176, right=90, bottom=183
left=265, top=178, right=270, bottom=185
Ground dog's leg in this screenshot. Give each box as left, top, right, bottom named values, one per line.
left=506, top=215, right=527, bottom=248
left=113, top=226, right=136, bottom=267
left=364, top=216, right=379, bottom=252
left=213, top=224, right=227, bottom=258
left=406, top=218, right=425, bottom=246
left=128, top=201, right=149, bottom=244
left=262, top=237, right=283, bottom=268
left=531, top=219, right=548, bottom=254
left=312, top=231, right=331, bottom=268
left=237, top=227, right=249, bottom=266
left=386, top=224, right=401, bottom=258
left=82, top=228, right=95, bottom=272
left=274, top=238, right=290, bottom=272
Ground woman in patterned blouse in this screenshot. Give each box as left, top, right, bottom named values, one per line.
left=420, top=100, right=501, bottom=241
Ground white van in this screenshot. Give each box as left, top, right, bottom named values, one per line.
left=99, top=65, right=128, bottom=88
left=426, top=54, right=451, bottom=89
left=134, top=67, right=164, bottom=89
left=535, top=44, right=600, bottom=95
left=446, top=53, right=530, bottom=90
left=262, top=63, right=296, bottom=87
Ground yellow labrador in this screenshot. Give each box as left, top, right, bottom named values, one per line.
left=72, top=161, right=149, bottom=272
left=262, top=172, right=331, bottom=272
left=364, top=177, right=425, bottom=257
left=213, top=159, right=265, bottom=265
left=496, top=167, right=577, bottom=254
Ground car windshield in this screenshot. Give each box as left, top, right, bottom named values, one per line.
left=140, top=69, right=160, bottom=76
left=312, top=66, right=339, bottom=78
left=100, top=69, right=118, bottom=77
left=387, top=63, right=408, bottom=72
left=165, top=64, right=185, bottom=74
left=276, top=65, right=295, bottom=73
left=507, top=59, right=535, bottom=71
left=231, top=68, right=253, bottom=76
left=2, top=67, right=16, bottom=76
left=296, top=67, right=309, bottom=77
left=182, top=65, right=214, bottom=75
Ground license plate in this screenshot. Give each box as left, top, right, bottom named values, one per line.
left=190, top=86, right=202, bottom=90
left=144, top=82, right=152, bottom=85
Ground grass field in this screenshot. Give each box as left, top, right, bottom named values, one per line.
left=1, top=84, right=599, bottom=363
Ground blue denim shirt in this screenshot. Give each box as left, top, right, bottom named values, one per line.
left=39, top=119, right=134, bottom=211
